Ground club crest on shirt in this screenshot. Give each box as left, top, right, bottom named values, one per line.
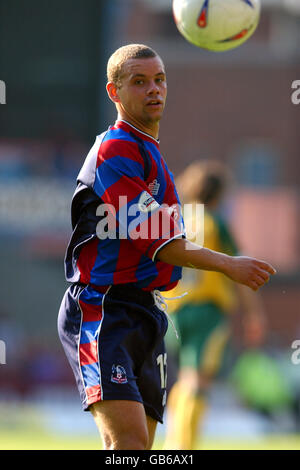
left=111, top=364, right=128, bottom=384
left=138, top=191, right=160, bottom=213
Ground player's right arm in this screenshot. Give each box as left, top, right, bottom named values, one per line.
left=156, top=238, right=276, bottom=291
left=91, top=136, right=184, bottom=259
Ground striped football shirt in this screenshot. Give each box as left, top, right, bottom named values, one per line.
left=64, top=120, right=185, bottom=291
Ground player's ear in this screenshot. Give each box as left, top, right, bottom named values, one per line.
left=106, top=82, right=120, bottom=103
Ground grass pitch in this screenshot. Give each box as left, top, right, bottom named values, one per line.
left=0, top=401, right=299, bottom=450
left=1, top=429, right=300, bottom=450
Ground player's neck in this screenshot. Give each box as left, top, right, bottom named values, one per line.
left=117, top=112, right=159, bottom=140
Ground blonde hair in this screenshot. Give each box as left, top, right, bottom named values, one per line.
left=107, top=44, right=159, bottom=88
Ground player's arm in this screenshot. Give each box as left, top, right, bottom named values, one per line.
left=156, top=238, right=276, bottom=291
left=93, top=140, right=185, bottom=257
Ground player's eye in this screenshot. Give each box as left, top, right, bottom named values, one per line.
left=135, top=79, right=144, bottom=85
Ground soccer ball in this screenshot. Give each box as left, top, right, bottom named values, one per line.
left=172, top=0, right=261, bottom=52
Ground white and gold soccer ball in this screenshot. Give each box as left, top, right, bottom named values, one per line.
left=172, top=0, right=261, bottom=52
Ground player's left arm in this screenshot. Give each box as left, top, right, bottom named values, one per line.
left=93, top=141, right=185, bottom=259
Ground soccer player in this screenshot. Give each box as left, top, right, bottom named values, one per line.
left=163, top=160, right=268, bottom=450
left=57, top=44, right=276, bottom=450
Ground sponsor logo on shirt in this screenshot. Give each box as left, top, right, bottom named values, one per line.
left=138, top=191, right=160, bottom=213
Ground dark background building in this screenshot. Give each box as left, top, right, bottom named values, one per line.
left=0, top=0, right=299, bottom=447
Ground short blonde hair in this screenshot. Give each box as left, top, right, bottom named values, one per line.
left=107, top=44, right=159, bottom=87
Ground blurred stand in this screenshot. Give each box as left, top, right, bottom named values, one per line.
left=0, top=0, right=299, bottom=444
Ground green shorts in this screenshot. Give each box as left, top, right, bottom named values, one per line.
left=171, top=302, right=230, bottom=374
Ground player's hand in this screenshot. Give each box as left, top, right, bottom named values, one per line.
left=223, top=256, right=276, bottom=291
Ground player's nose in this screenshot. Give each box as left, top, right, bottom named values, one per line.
left=147, top=79, right=160, bottom=95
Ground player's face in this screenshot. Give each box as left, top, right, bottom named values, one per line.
left=108, top=56, right=167, bottom=138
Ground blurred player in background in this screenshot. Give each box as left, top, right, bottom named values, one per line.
left=164, top=160, right=267, bottom=450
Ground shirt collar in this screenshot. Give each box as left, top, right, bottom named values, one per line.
left=115, top=120, right=160, bottom=146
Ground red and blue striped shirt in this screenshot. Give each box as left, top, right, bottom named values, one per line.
left=65, top=120, right=185, bottom=291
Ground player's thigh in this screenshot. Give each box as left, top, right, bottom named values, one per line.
left=177, top=367, right=199, bottom=391
left=146, top=414, right=158, bottom=450
left=90, top=400, right=149, bottom=450
left=177, top=303, right=229, bottom=377
left=198, top=322, right=230, bottom=381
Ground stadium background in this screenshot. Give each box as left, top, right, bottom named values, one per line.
left=0, top=0, right=299, bottom=449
